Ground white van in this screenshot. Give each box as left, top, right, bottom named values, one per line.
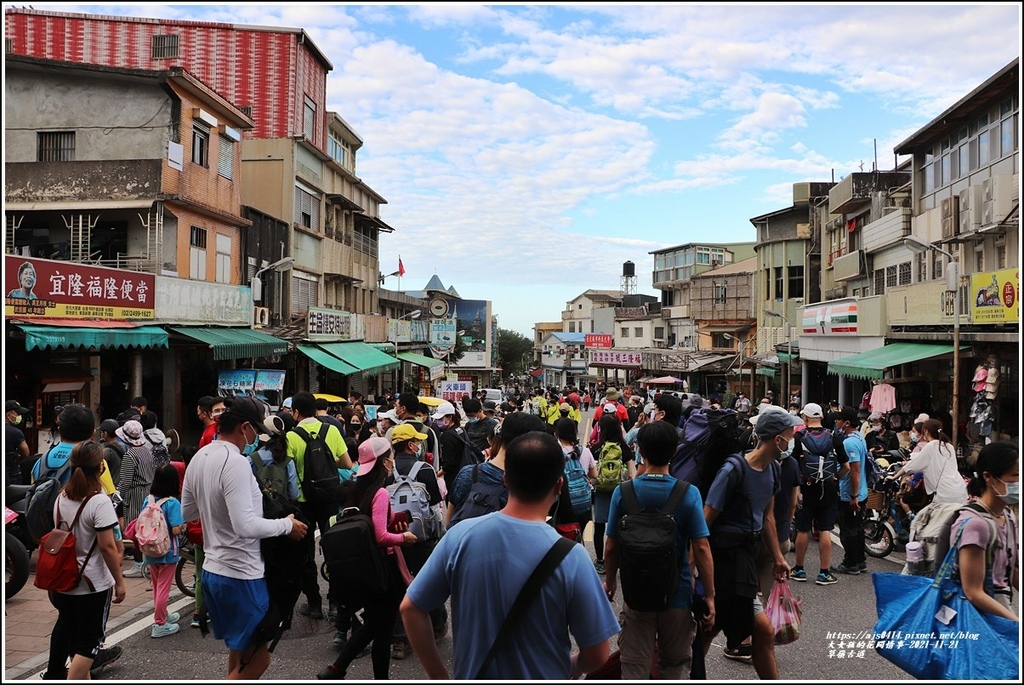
left=481, top=388, right=504, bottom=404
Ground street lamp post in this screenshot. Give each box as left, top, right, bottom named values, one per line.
left=764, top=309, right=791, bottom=405
left=250, top=256, right=295, bottom=324
left=904, top=236, right=961, bottom=450
left=389, top=309, right=422, bottom=394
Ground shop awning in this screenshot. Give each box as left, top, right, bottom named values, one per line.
left=318, top=341, right=401, bottom=373
left=776, top=351, right=799, bottom=364
left=756, top=366, right=776, bottom=377
left=169, top=326, right=288, bottom=361
left=397, top=351, right=443, bottom=370
left=827, top=343, right=966, bottom=380
left=16, top=323, right=168, bottom=351
left=296, top=344, right=361, bottom=376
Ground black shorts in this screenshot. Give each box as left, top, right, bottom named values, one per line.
left=50, top=589, right=111, bottom=659
left=795, top=481, right=839, bottom=532
left=711, top=540, right=760, bottom=649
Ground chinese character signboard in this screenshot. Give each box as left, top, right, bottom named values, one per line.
left=440, top=380, right=473, bottom=404
left=589, top=350, right=643, bottom=367
left=154, top=276, right=249, bottom=325
left=254, top=370, right=286, bottom=393
left=218, top=369, right=257, bottom=392
left=307, top=307, right=353, bottom=341
left=971, top=268, right=1018, bottom=324
left=5, top=255, right=155, bottom=320
left=429, top=317, right=458, bottom=355
left=585, top=334, right=613, bottom=348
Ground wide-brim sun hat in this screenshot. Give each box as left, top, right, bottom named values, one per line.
left=115, top=419, right=146, bottom=447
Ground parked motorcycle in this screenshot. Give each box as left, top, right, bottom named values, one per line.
left=863, top=459, right=912, bottom=559
left=5, top=506, right=31, bottom=599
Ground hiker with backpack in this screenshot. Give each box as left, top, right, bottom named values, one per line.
left=97, top=419, right=125, bottom=489
left=604, top=420, right=716, bottom=679
left=6, top=399, right=32, bottom=486
left=385, top=424, right=446, bottom=661
left=433, top=402, right=483, bottom=499
left=180, top=397, right=308, bottom=680
left=591, top=413, right=636, bottom=575
left=40, top=440, right=127, bottom=680
left=831, top=407, right=870, bottom=576
left=702, top=410, right=795, bottom=678
left=139, top=410, right=172, bottom=469
left=316, top=437, right=418, bottom=680
left=113, top=419, right=157, bottom=579
left=790, top=403, right=850, bottom=586
left=286, top=391, right=352, bottom=622
left=890, top=418, right=969, bottom=506
left=400, top=430, right=621, bottom=679
left=252, top=413, right=300, bottom=502
left=551, top=417, right=597, bottom=543
left=138, top=464, right=185, bottom=638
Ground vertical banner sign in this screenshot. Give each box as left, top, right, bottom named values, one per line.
left=440, top=380, right=473, bottom=404
left=428, top=317, right=457, bottom=357
left=970, top=268, right=1018, bottom=323
left=5, top=255, right=155, bottom=319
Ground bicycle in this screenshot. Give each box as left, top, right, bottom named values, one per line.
left=175, top=533, right=197, bottom=597
left=862, top=464, right=911, bottom=558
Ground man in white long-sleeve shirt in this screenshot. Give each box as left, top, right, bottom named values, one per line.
left=182, top=397, right=308, bottom=679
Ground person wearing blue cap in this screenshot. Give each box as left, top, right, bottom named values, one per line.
left=701, top=409, right=799, bottom=678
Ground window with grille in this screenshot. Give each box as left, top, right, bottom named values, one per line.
left=291, top=274, right=319, bottom=316
left=654, top=326, right=665, bottom=340
left=996, top=244, right=1007, bottom=269
left=217, top=136, right=234, bottom=179
left=774, top=267, right=784, bottom=300
left=933, top=253, right=944, bottom=280
left=37, top=131, right=75, bottom=162
left=189, top=226, right=207, bottom=280
left=215, top=234, right=232, bottom=284
left=303, top=96, right=316, bottom=141
left=711, top=333, right=729, bottom=349
left=151, top=35, right=179, bottom=59
left=192, top=124, right=209, bottom=167
left=898, top=261, right=912, bottom=286
left=713, top=283, right=727, bottom=304
left=874, top=269, right=886, bottom=295
left=916, top=252, right=928, bottom=282
left=621, top=327, right=629, bottom=338
left=885, top=265, right=898, bottom=288
left=294, top=187, right=320, bottom=230
left=634, top=327, right=643, bottom=337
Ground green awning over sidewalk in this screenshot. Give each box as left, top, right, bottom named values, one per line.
left=18, top=324, right=168, bottom=351
left=296, top=344, right=361, bottom=376
left=170, top=326, right=288, bottom=361
left=827, top=343, right=965, bottom=380
left=397, top=351, right=444, bottom=370
left=317, top=341, right=401, bottom=374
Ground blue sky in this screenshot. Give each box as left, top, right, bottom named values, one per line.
left=39, top=3, right=1023, bottom=337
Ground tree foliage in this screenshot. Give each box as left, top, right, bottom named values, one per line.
left=496, top=328, right=534, bottom=377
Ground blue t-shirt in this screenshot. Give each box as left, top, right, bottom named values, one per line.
left=143, top=497, right=184, bottom=565
left=839, top=432, right=870, bottom=503
left=605, top=473, right=708, bottom=608
left=32, top=442, right=73, bottom=483
left=405, top=512, right=620, bottom=680
left=705, top=455, right=780, bottom=535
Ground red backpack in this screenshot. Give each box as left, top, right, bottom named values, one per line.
left=35, top=493, right=99, bottom=593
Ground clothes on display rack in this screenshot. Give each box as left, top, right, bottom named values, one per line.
left=868, top=382, right=897, bottom=414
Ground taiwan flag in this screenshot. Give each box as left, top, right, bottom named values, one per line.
left=398, top=258, right=406, bottom=277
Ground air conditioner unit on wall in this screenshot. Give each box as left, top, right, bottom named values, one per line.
left=940, top=196, right=959, bottom=239
left=254, top=306, right=270, bottom=328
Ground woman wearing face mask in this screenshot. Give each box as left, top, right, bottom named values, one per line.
left=893, top=419, right=968, bottom=506
left=953, top=441, right=1019, bottom=620
left=908, top=414, right=931, bottom=453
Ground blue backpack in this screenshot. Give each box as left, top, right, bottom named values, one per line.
left=670, top=408, right=743, bottom=499
left=564, top=446, right=593, bottom=517
left=799, top=428, right=839, bottom=484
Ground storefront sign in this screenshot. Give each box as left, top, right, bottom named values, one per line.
left=5, top=255, right=155, bottom=320
left=218, top=369, right=257, bottom=392
left=970, top=268, right=1018, bottom=323
left=440, top=380, right=473, bottom=404
left=154, top=276, right=249, bottom=325
left=801, top=299, right=858, bottom=335
left=307, top=307, right=352, bottom=341
left=585, top=334, right=613, bottom=348
left=254, top=370, right=286, bottom=392
left=589, top=350, right=643, bottom=367
left=428, top=317, right=457, bottom=354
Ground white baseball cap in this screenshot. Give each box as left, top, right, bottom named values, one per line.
left=801, top=403, right=824, bottom=419
left=431, top=403, right=456, bottom=421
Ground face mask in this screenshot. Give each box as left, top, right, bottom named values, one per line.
left=910, top=433, right=919, bottom=445
left=775, top=437, right=794, bottom=460
left=242, top=424, right=260, bottom=456
left=995, top=477, right=1020, bottom=505
left=14, top=414, right=23, bottom=425
left=871, top=424, right=882, bottom=432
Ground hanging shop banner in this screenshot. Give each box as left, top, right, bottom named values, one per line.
left=439, top=380, right=473, bottom=404
left=428, top=317, right=458, bottom=355
left=218, top=369, right=257, bottom=392
left=589, top=350, right=643, bottom=367
left=970, top=268, right=1018, bottom=324
left=307, top=307, right=353, bottom=341
left=585, top=334, right=613, bottom=348
left=5, top=255, right=155, bottom=320
left=254, top=370, right=287, bottom=393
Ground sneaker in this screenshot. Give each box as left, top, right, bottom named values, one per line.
left=723, top=644, right=753, bottom=663
left=332, top=631, right=347, bottom=649
left=89, top=645, right=123, bottom=677
left=190, top=613, right=200, bottom=629
left=316, top=665, right=345, bottom=680
left=790, top=568, right=807, bottom=582
left=299, top=601, right=325, bottom=620
left=165, top=612, right=181, bottom=624
left=816, top=571, right=839, bottom=585
left=391, top=640, right=410, bottom=660
left=327, top=601, right=338, bottom=621
left=831, top=563, right=861, bottom=575
left=857, top=561, right=868, bottom=572
left=594, top=560, right=605, bottom=575
left=151, top=623, right=180, bottom=638
left=123, top=561, right=145, bottom=578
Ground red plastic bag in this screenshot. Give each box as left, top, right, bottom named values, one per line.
left=765, top=580, right=802, bottom=645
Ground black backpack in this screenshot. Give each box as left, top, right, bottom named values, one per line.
left=670, top=408, right=744, bottom=500
left=25, top=453, right=74, bottom=544
left=256, top=487, right=310, bottom=649
left=452, top=427, right=485, bottom=470
left=320, top=506, right=388, bottom=596
left=448, top=464, right=508, bottom=527
left=617, top=479, right=689, bottom=612
left=293, top=426, right=341, bottom=508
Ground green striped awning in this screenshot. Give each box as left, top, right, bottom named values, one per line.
left=296, top=344, right=361, bottom=376
left=827, top=343, right=966, bottom=380
left=756, top=366, right=776, bottom=378
left=18, top=324, right=168, bottom=351
left=776, top=351, right=799, bottom=364
left=317, top=341, right=401, bottom=374
left=170, top=326, right=288, bottom=361
left=397, top=351, right=444, bottom=370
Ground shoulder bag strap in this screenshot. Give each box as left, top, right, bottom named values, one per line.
left=620, top=479, right=641, bottom=515
left=474, top=536, right=575, bottom=679
left=71, top=493, right=101, bottom=592
left=661, top=480, right=689, bottom=515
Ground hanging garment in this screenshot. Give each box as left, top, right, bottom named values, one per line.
left=869, top=383, right=897, bottom=414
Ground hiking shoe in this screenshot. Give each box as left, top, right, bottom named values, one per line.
left=594, top=560, right=605, bottom=574
left=857, top=561, right=868, bottom=572
left=816, top=571, right=839, bottom=585
left=332, top=631, right=347, bottom=649
left=89, top=645, right=122, bottom=677
left=316, top=665, right=345, bottom=680
left=123, top=561, right=146, bottom=578
left=723, top=644, right=753, bottom=663
left=831, top=563, right=861, bottom=575
left=190, top=613, right=200, bottom=629
left=790, top=568, right=807, bottom=582
left=165, top=612, right=180, bottom=624
left=151, top=623, right=180, bottom=638
left=299, top=601, right=325, bottom=620
left=391, top=640, right=410, bottom=660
